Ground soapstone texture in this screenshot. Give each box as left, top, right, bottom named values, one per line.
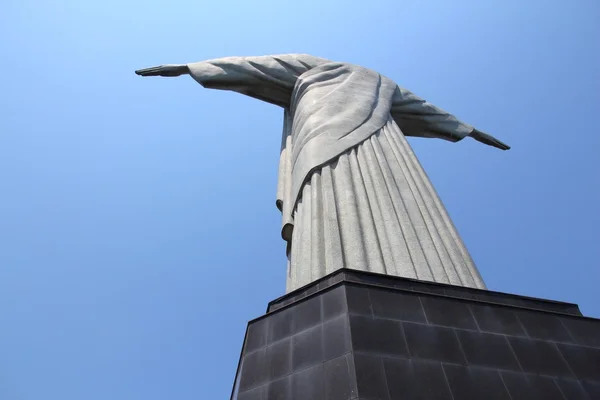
left=136, top=54, right=509, bottom=293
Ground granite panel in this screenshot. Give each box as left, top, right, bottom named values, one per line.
left=237, top=385, right=265, bottom=400
left=500, top=372, right=565, bottom=400
left=304, top=284, right=320, bottom=297
left=369, top=287, right=427, bottom=323
left=244, top=318, right=268, bottom=354
left=349, top=314, right=408, bottom=357
left=555, top=378, right=591, bottom=400
left=403, top=322, right=465, bottom=364
left=291, top=325, right=323, bottom=372
left=267, top=376, right=291, bottom=400
left=561, top=317, right=600, bottom=348
left=582, top=380, right=600, bottom=399
left=322, top=315, right=351, bottom=361
left=268, top=307, right=294, bottom=343
left=353, top=353, right=390, bottom=399
left=266, top=338, right=291, bottom=381
left=516, top=309, right=574, bottom=343
left=508, top=337, right=573, bottom=377
left=527, top=375, right=567, bottom=400
left=469, top=303, right=527, bottom=336
left=322, top=286, right=348, bottom=320
left=443, top=364, right=511, bottom=400
left=456, top=329, right=520, bottom=371
left=420, top=295, right=477, bottom=330
left=346, top=285, right=372, bottom=316
left=324, top=354, right=356, bottom=400
left=292, top=294, right=322, bottom=333
left=345, top=270, right=393, bottom=288
left=239, top=347, right=268, bottom=392
left=383, top=358, right=453, bottom=400
left=557, top=343, right=600, bottom=381
left=292, top=363, right=325, bottom=400
left=499, top=372, right=531, bottom=400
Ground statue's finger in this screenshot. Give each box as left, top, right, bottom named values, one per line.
left=481, top=134, right=510, bottom=151
left=471, top=129, right=511, bottom=151
left=492, top=138, right=510, bottom=151
left=135, top=66, right=163, bottom=76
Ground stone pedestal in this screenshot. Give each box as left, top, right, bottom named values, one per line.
left=230, top=269, right=600, bottom=399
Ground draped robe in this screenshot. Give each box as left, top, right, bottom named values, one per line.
left=187, top=54, right=486, bottom=292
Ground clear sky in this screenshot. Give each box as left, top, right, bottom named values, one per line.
left=1, top=1, right=599, bottom=399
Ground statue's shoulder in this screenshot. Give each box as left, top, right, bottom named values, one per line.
left=271, top=53, right=332, bottom=67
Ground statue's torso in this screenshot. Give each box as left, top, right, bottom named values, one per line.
left=285, top=62, right=398, bottom=211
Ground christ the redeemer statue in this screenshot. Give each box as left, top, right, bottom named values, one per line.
left=136, top=54, right=509, bottom=293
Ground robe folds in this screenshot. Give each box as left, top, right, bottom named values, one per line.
left=187, top=54, right=486, bottom=292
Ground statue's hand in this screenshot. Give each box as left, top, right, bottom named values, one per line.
left=135, top=64, right=189, bottom=77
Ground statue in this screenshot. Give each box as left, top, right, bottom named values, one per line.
left=136, top=54, right=509, bottom=293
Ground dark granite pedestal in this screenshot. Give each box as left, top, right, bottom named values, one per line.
left=230, top=269, right=600, bottom=399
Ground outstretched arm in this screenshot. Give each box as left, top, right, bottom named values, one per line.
left=135, top=54, right=329, bottom=107
left=390, top=86, right=510, bottom=150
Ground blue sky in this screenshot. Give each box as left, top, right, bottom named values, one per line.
left=1, top=1, right=599, bottom=399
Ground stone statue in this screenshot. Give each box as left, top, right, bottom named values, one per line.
left=136, top=54, right=509, bottom=293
